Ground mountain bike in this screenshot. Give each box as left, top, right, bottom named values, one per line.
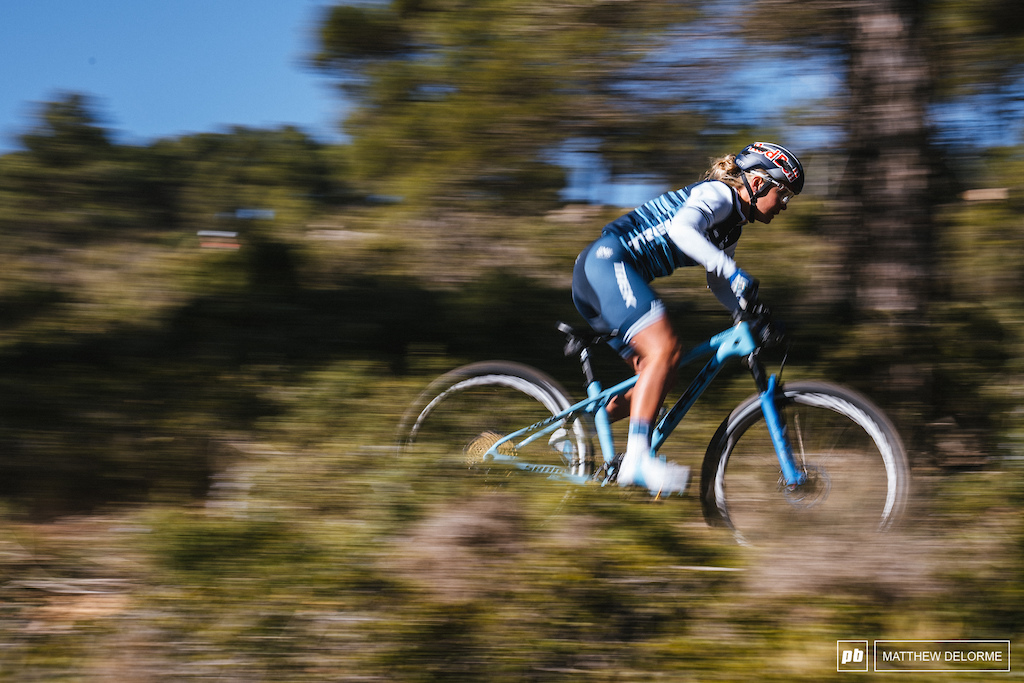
left=398, top=300, right=910, bottom=544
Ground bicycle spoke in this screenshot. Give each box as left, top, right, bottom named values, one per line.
left=399, top=363, right=590, bottom=486
left=702, top=381, right=908, bottom=545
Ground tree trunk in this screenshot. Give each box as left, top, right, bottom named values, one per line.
left=836, top=0, right=939, bottom=460
left=841, top=0, right=935, bottom=318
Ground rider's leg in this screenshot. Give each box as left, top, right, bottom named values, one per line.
left=571, top=243, right=688, bottom=493
left=627, top=316, right=681, bottom=425
left=621, top=315, right=680, bottom=460
left=604, top=354, right=641, bottom=422
left=616, top=317, right=690, bottom=495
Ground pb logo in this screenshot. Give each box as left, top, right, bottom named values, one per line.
left=838, top=641, right=869, bottom=672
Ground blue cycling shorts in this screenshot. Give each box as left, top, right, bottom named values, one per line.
left=572, top=235, right=666, bottom=359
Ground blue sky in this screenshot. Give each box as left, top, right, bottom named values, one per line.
left=0, top=0, right=347, bottom=151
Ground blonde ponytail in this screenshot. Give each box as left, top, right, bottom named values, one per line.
left=703, top=154, right=745, bottom=190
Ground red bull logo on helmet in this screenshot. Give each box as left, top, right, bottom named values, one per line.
left=748, top=141, right=799, bottom=184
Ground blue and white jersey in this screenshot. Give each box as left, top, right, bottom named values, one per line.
left=601, top=180, right=746, bottom=283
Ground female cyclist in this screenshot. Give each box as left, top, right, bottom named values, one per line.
left=571, top=141, right=805, bottom=496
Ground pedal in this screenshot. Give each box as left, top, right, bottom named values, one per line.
left=599, top=453, right=624, bottom=485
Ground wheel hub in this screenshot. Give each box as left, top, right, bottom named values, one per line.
left=781, top=464, right=831, bottom=509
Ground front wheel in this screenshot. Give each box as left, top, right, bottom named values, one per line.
left=398, top=361, right=590, bottom=479
left=700, top=381, right=909, bottom=544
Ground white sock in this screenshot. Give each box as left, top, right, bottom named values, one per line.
left=623, top=419, right=652, bottom=468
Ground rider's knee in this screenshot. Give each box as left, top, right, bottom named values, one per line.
left=651, top=335, right=682, bottom=368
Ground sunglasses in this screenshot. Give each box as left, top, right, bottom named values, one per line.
left=764, top=177, right=795, bottom=204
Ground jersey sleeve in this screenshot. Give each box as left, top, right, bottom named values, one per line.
left=664, top=181, right=740, bottom=279
left=707, top=244, right=741, bottom=313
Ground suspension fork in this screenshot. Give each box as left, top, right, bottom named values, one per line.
left=749, top=355, right=806, bottom=487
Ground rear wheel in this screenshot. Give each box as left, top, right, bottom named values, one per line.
left=701, top=381, right=909, bottom=545
left=398, top=362, right=590, bottom=479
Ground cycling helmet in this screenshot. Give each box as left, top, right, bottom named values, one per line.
left=735, top=142, right=805, bottom=195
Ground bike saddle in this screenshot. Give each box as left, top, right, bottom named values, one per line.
left=557, top=322, right=613, bottom=357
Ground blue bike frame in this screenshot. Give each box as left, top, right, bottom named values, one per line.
left=484, top=320, right=807, bottom=487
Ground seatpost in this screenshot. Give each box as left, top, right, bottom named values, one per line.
left=579, top=347, right=596, bottom=386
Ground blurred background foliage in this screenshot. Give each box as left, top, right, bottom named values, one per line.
left=1, top=0, right=1024, bottom=679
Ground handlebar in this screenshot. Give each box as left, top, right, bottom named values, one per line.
left=734, top=299, right=787, bottom=351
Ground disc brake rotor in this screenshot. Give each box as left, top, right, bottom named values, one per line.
left=781, top=464, right=831, bottom=509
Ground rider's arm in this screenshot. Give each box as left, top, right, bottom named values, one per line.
left=664, top=181, right=740, bottom=280
left=707, top=245, right=742, bottom=313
